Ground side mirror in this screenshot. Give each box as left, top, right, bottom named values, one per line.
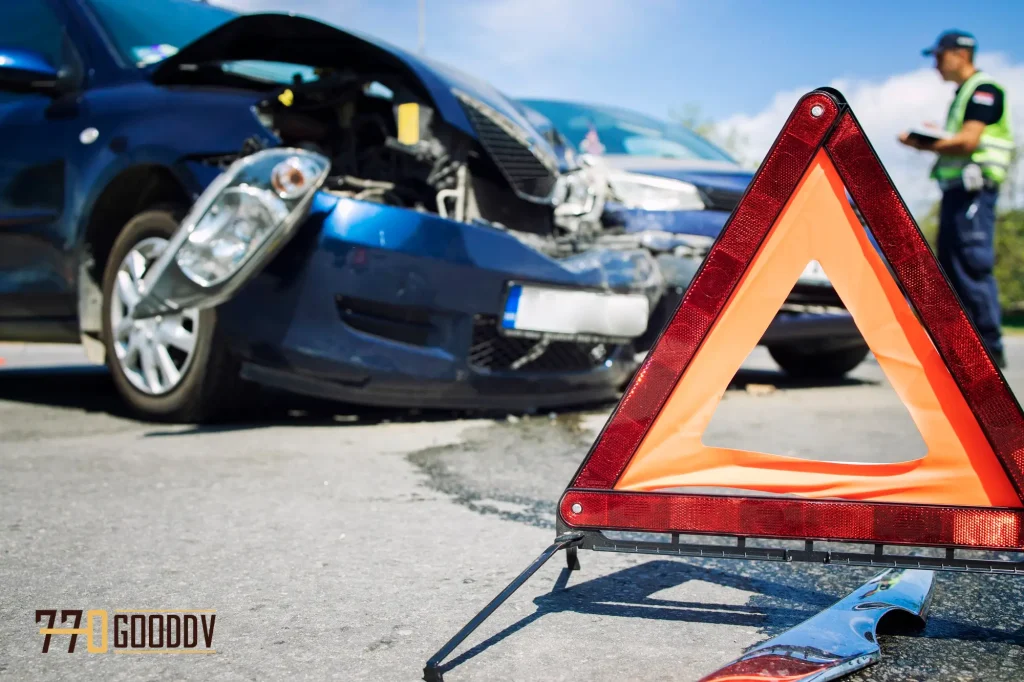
left=0, top=47, right=64, bottom=95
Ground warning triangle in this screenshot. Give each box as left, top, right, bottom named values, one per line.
left=560, top=89, right=1024, bottom=550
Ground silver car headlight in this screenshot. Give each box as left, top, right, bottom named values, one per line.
left=175, top=185, right=290, bottom=287
left=176, top=152, right=328, bottom=286
left=607, top=171, right=706, bottom=211
left=132, top=148, right=330, bottom=318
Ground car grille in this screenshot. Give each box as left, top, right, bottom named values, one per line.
left=455, top=92, right=559, bottom=200
left=469, top=315, right=617, bottom=373
left=697, top=186, right=744, bottom=212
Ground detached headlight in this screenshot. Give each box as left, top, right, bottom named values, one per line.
left=132, top=148, right=330, bottom=318
left=176, top=185, right=289, bottom=286
left=176, top=153, right=328, bottom=286
left=607, top=172, right=705, bottom=211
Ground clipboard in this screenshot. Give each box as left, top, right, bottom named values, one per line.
left=906, top=126, right=952, bottom=146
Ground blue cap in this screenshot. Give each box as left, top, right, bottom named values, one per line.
left=923, top=30, right=977, bottom=55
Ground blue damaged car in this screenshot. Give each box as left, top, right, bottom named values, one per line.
left=0, top=0, right=661, bottom=422
left=519, top=99, right=870, bottom=379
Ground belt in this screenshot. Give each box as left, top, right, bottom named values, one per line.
left=937, top=177, right=1000, bottom=191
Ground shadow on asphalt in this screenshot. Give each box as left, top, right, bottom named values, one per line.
left=0, top=365, right=132, bottom=416
left=436, top=558, right=1022, bottom=678
left=0, top=364, right=586, bottom=434
left=437, top=559, right=832, bottom=676
left=0, top=361, right=876, bottom=435
left=0, top=364, right=471, bottom=432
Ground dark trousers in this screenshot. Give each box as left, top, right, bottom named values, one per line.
left=937, top=187, right=1003, bottom=354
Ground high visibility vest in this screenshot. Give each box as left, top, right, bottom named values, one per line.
left=931, top=71, right=1015, bottom=185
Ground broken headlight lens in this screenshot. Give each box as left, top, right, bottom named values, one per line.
left=607, top=172, right=706, bottom=211
left=130, top=148, right=330, bottom=319
left=176, top=186, right=288, bottom=286
left=174, top=151, right=329, bottom=287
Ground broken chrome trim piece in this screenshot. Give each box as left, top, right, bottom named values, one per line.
left=699, top=567, right=934, bottom=682
left=133, top=148, right=330, bottom=319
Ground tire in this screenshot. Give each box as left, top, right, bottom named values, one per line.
left=101, top=206, right=245, bottom=422
left=768, top=344, right=870, bottom=380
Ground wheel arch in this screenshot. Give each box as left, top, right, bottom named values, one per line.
left=78, top=164, right=193, bottom=362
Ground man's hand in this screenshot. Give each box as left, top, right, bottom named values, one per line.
left=898, top=131, right=928, bottom=150
left=899, top=121, right=984, bottom=155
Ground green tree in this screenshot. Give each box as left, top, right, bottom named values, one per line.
left=918, top=202, right=1024, bottom=312
left=668, top=103, right=752, bottom=166
left=917, top=201, right=940, bottom=248
left=995, top=209, right=1024, bottom=311
left=669, top=103, right=716, bottom=138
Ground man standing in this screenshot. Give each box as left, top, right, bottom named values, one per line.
left=900, top=30, right=1013, bottom=368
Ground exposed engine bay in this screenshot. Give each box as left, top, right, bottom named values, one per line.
left=244, top=69, right=608, bottom=252
left=255, top=72, right=465, bottom=211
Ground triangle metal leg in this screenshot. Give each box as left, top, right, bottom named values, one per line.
left=566, top=544, right=580, bottom=571
left=423, top=532, right=584, bottom=682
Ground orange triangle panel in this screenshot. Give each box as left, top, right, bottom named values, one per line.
left=560, top=89, right=1024, bottom=550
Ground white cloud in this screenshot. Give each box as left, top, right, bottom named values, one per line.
left=715, top=54, right=1024, bottom=215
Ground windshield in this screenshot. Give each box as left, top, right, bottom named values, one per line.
left=88, top=0, right=236, bottom=66
left=519, top=99, right=737, bottom=163
left=87, top=0, right=316, bottom=83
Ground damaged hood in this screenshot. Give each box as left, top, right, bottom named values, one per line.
left=151, top=13, right=556, bottom=160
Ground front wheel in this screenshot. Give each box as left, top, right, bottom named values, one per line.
left=768, top=344, right=870, bottom=380
left=101, top=207, right=245, bottom=422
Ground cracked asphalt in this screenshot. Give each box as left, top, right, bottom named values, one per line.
left=1, top=340, right=1023, bottom=681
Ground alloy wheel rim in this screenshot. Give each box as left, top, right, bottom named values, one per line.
left=109, top=236, right=200, bottom=396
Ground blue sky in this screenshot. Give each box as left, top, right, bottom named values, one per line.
left=222, top=0, right=1022, bottom=120
left=221, top=0, right=1024, bottom=210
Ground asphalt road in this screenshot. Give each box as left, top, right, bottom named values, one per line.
left=2, top=340, right=1023, bottom=681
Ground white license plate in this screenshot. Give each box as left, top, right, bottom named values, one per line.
left=798, top=259, right=831, bottom=285
left=502, top=284, right=650, bottom=339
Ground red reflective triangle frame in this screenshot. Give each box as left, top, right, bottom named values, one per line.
left=559, top=89, right=1024, bottom=551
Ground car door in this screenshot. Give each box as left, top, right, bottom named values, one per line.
left=0, top=1, right=85, bottom=340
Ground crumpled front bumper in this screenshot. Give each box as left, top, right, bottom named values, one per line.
left=213, top=192, right=659, bottom=409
